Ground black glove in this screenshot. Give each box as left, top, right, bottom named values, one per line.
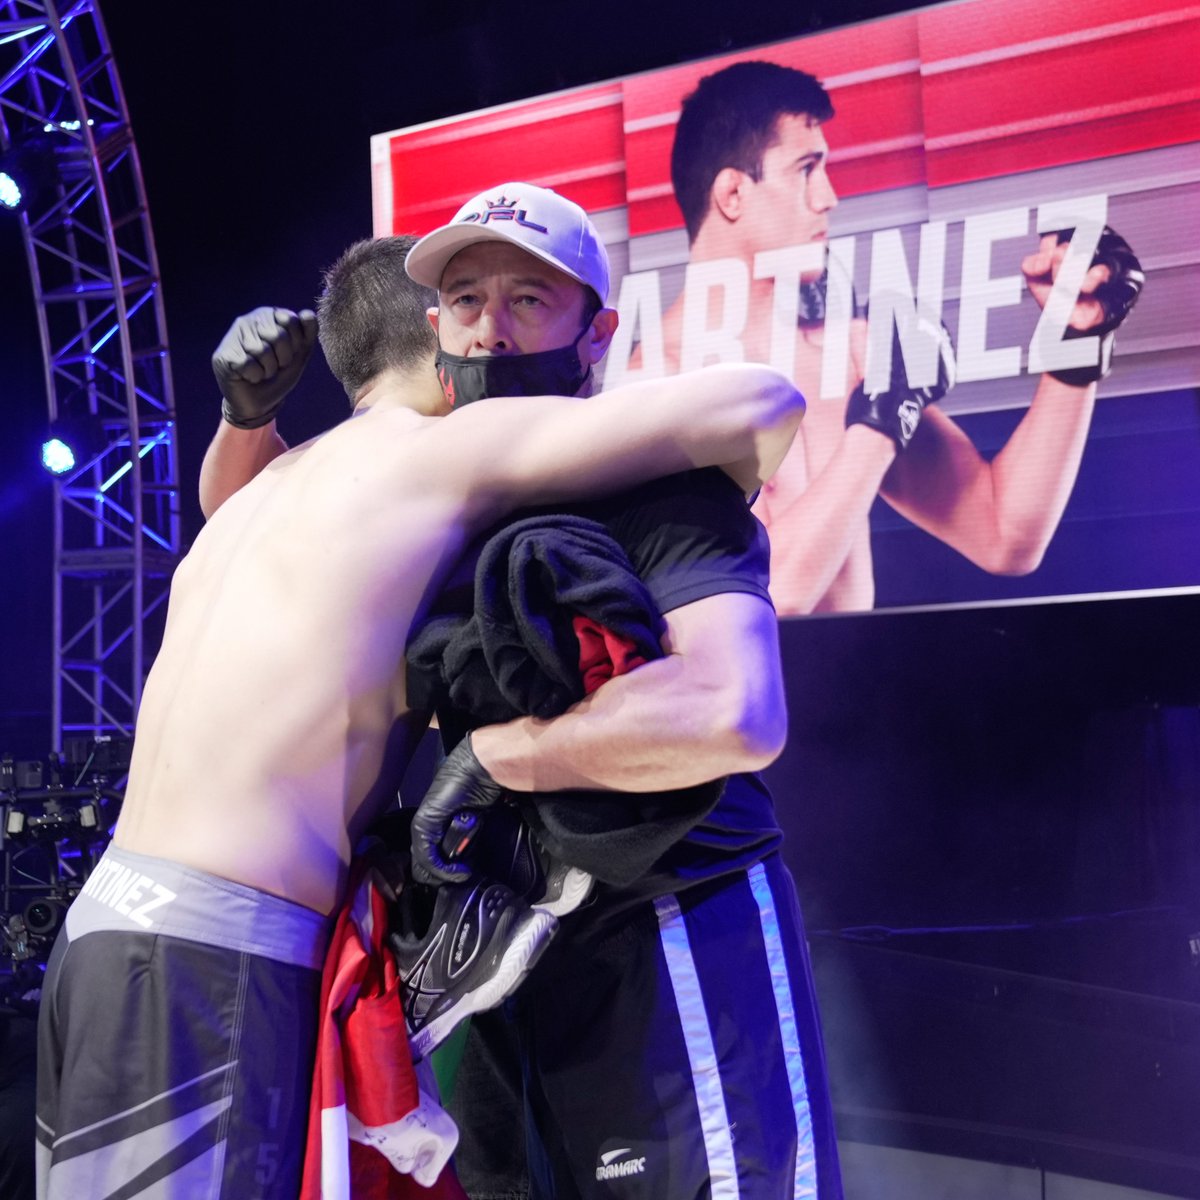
left=798, top=267, right=831, bottom=324
left=797, top=257, right=862, bottom=325
left=212, top=306, right=318, bottom=429
left=845, top=316, right=955, bottom=449
left=1047, top=226, right=1144, bottom=387
left=410, top=736, right=505, bottom=885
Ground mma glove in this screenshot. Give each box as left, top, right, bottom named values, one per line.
left=846, top=317, right=956, bottom=450
left=797, top=261, right=862, bottom=325
left=410, top=735, right=506, bottom=885
left=212, top=306, right=318, bottom=429
left=1046, top=226, right=1144, bottom=387
left=798, top=267, right=832, bottom=324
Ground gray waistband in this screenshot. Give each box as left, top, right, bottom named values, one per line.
left=64, top=845, right=330, bottom=971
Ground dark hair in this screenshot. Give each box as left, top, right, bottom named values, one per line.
left=317, top=235, right=438, bottom=400
left=581, top=285, right=603, bottom=326
left=671, top=61, right=834, bottom=244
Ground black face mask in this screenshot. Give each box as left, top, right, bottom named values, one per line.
left=434, top=319, right=593, bottom=408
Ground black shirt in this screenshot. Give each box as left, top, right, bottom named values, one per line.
left=427, top=465, right=784, bottom=907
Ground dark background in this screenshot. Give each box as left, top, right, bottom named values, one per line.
left=1, top=1, right=1198, bottom=1194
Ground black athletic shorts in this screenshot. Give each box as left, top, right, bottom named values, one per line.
left=36, top=845, right=329, bottom=1199
left=453, top=854, right=843, bottom=1198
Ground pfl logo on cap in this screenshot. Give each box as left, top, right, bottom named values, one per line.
left=459, top=195, right=548, bottom=235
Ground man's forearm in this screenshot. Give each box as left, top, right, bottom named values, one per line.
left=471, top=653, right=779, bottom=793
left=198, top=420, right=288, bottom=519
left=471, top=593, right=788, bottom=793
left=980, top=373, right=1095, bottom=570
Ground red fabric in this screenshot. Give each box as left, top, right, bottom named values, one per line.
left=572, top=615, right=649, bottom=694
left=300, top=861, right=466, bottom=1200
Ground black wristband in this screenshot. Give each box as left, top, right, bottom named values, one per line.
left=845, top=382, right=924, bottom=449
left=1046, top=328, right=1116, bottom=388
left=221, top=397, right=282, bottom=430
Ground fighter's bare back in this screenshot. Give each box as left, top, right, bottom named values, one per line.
left=114, top=400, right=478, bottom=913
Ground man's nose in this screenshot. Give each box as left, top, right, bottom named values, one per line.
left=810, top=171, right=838, bottom=213
left=472, top=302, right=513, bottom=354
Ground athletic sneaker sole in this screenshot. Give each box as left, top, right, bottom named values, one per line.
left=533, top=865, right=595, bottom=918
left=407, top=906, right=558, bottom=1062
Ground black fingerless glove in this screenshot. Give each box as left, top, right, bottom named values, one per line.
left=1047, top=226, right=1144, bottom=387
left=846, top=318, right=955, bottom=450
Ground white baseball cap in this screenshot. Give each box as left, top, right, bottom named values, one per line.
left=405, top=182, right=610, bottom=304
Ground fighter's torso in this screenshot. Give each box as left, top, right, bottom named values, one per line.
left=115, top=407, right=472, bottom=914
left=659, top=298, right=876, bottom=612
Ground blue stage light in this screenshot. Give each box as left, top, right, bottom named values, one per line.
left=0, top=137, right=63, bottom=215
left=0, top=170, right=21, bottom=210
left=40, top=409, right=107, bottom=477
left=41, top=436, right=76, bottom=475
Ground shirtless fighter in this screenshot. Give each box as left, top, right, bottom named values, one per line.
left=33, top=233, right=804, bottom=1199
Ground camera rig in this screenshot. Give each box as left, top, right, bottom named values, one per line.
left=1, top=737, right=129, bottom=1007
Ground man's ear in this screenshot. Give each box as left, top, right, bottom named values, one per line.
left=711, top=167, right=749, bottom=223
left=585, top=307, right=619, bottom=363
left=426, top=306, right=440, bottom=333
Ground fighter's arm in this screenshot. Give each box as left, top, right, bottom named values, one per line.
left=199, top=421, right=289, bottom=519
left=198, top=307, right=318, bottom=518
left=881, top=230, right=1141, bottom=574
left=435, top=363, right=804, bottom=519
left=470, top=590, right=786, bottom=792
left=880, top=374, right=1093, bottom=574
left=710, top=314, right=885, bottom=613
left=752, top=317, right=896, bottom=612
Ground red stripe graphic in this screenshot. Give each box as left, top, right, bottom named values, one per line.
left=372, top=0, right=1199, bottom=238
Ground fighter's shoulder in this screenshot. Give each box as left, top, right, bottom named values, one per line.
left=317, top=404, right=511, bottom=504
left=311, top=407, right=434, bottom=470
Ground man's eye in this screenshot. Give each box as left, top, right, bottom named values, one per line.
left=515, top=295, right=543, bottom=307
left=451, top=294, right=480, bottom=307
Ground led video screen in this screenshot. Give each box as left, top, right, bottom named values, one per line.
left=372, top=0, right=1200, bottom=616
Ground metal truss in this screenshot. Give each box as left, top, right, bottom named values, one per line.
left=0, top=0, right=179, bottom=748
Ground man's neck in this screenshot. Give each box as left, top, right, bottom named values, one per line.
left=689, top=221, right=752, bottom=267
left=353, top=365, right=448, bottom=419
left=681, top=224, right=780, bottom=311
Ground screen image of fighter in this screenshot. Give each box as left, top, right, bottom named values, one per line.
left=373, top=0, right=1198, bottom=617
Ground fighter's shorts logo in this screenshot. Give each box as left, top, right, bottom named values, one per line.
left=459, top=196, right=548, bottom=234
left=81, top=859, right=177, bottom=929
